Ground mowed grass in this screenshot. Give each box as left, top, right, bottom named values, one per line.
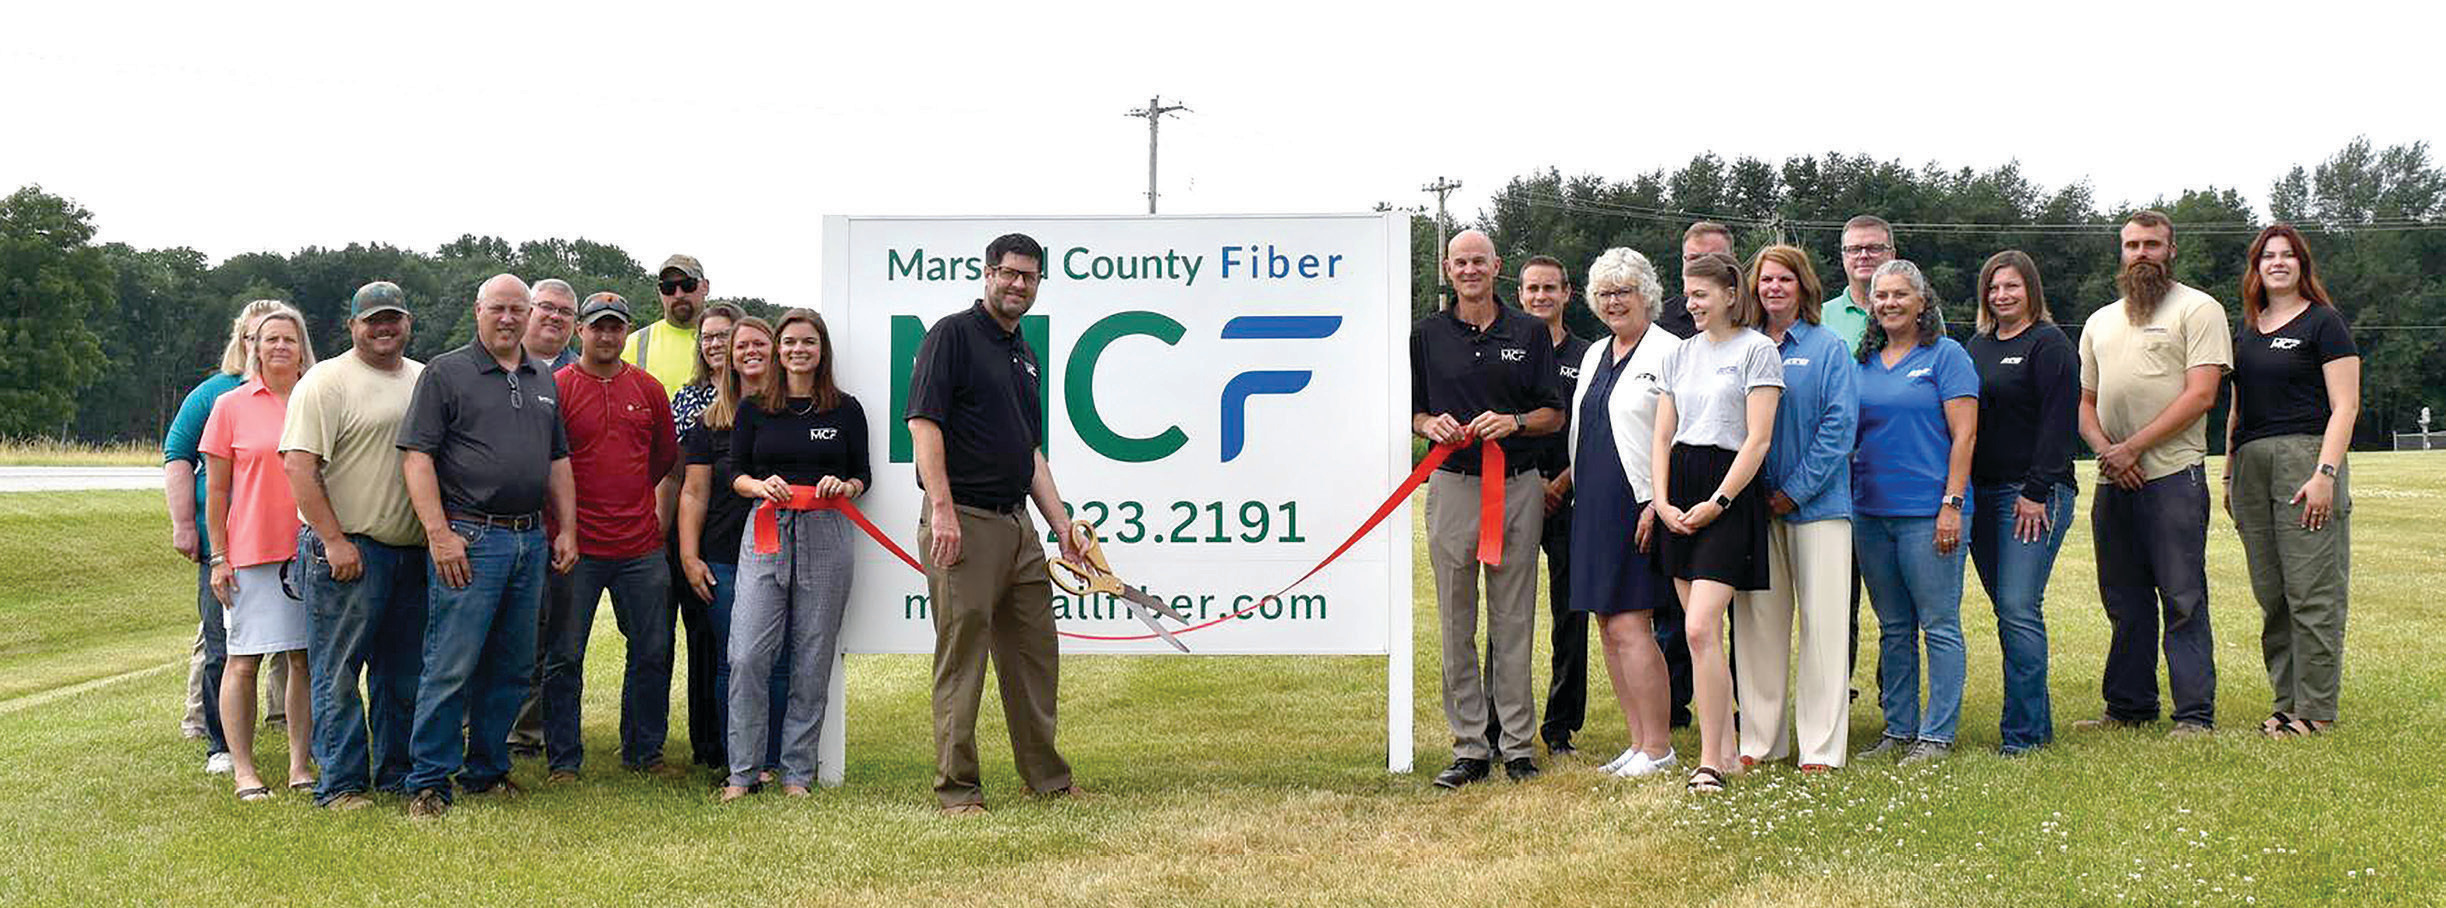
left=2, top=455, right=2443, bottom=905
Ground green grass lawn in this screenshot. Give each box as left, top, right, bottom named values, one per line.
left=0, top=438, right=160, bottom=467
left=2, top=456, right=2442, bottom=905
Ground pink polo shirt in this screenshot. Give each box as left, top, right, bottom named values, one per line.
left=199, top=379, right=301, bottom=568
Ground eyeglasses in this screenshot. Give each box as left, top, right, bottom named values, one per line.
left=1842, top=243, right=1894, bottom=258
left=1593, top=289, right=1638, bottom=300
left=660, top=277, right=700, bottom=295
left=535, top=302, right=576, bottom=319
left=701, top=330, right=732, bottom=344
left=990, top=266, right=1042, bottom=285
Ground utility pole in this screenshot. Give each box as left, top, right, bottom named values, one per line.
left=1422, top=176, right=1462, bottom=306
left=1126, top=95, right=1190, bottom=213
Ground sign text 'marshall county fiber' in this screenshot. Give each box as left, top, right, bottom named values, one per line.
left=887, top=244, right=1347, bottom=287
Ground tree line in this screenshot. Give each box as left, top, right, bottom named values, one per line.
left=4, top=136, right=2438, bottom=448
left=1408, top=137, right=2444, bottom=451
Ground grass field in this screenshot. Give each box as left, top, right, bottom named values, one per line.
left=0, top=438, right=160, bottom=467
left=2, top=457, right=2442, bottom=906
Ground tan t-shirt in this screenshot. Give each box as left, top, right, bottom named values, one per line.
left=2079, top=282, right=2233, bottom=481
left=279, top=352, right=427, bottom=547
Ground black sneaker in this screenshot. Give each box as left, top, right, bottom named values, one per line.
left=406, top=789, right=450, bottom=819
left=1546, top=739, right=1577, bottom=759
left=1431, top=758, right=1491, bottom=789
left=1503, top=757, right=1540, bottom=782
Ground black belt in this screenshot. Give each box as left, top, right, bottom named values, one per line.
left=448, top=510, right=543, bottom=531
left=954, top=498, right=1028, bottom=516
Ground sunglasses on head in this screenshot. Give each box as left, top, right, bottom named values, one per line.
left=660, top=277, right=700, bottom=295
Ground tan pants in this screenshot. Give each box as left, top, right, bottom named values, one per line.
left=921, top=504, right=1072, bottom=807
left=1427, top=469, right=1545, bottom=761
left=1735, top=517, right=1852, bottom=767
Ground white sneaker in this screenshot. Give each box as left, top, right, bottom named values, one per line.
left=1618, top=748, right=1677, bottom=778
left=1600, top=747, right=1641, bottom=774
left=204, top=752, right=233, bottom=775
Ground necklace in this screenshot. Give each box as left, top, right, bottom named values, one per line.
left=789, top=397, right=816, bottom=416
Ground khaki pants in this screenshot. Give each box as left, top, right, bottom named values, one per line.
left=1427, top=469, right=1544, bottom=762
left=2232, top=435, right=2351, bottom=722
left=921, top=504, right=1072, bottom=807
left=1735, top=517, right=1854, bottom=767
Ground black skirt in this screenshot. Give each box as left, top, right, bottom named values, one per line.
left=1657, top=442, right=1771, bottom=591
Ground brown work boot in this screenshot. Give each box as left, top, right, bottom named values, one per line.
left=406, top=790, right=449, bottom=820
left=939, top=803, right=989, bottom=817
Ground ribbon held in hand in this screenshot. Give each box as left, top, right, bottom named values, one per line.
left=752, top=484, right=923, bottom=572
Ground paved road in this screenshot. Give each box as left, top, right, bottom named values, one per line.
left=0, top=466, right=162, bottom=492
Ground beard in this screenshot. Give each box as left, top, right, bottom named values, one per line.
left=2117, top=259, right=2174, bottom=323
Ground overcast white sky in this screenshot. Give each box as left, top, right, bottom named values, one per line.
left=7, top=0, right=2437, bottom=304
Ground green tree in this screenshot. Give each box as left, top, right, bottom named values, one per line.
left=0, top=186, right=112, bottom=438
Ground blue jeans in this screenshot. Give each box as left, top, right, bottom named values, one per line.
left=1969, top=483, right=2075, bottom=751
left=1855, top=514, right=1970, bottom=744
left=702, top=561, right=789, bottom=773
left=406, top=521, right=545, bottom=800
left=300, top=530, right=429, bottom=803
left=541, top=551, right=674, bottom=771
left=194, top=560, right=230, bottom=756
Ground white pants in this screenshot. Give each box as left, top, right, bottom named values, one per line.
left=1735, top=517, right=1853, bottom=767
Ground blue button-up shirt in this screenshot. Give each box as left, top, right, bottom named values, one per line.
left=1761, top=319, right=1858, bottom=523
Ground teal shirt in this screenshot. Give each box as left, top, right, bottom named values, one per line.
left=1822, top=288, right=1872, bottom=356
left=164, top=372, right=245, bottom=550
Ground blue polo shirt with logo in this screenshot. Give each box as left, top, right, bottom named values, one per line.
left=1852, top=337, right=1980, bottom=517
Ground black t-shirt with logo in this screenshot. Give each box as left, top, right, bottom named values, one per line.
left=683, top=419, right=752, bottom=564
left=732, top=395, right=873, bottom=490
left=1965, top=323, right=2079, bottom=501
left=2233, top=304, right=2357, bottom=448
left=1409, top=301, right=1566, bottom=476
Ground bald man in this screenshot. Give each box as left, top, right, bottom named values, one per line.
left=1410, top=230, right=1565, bottom=788
left=395, top=273, right=578, bottom=818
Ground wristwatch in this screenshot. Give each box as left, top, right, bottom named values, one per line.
left=1512, top=413, right=1525, bottom=432
left=1941, top=494, right=1966, bottom=510
left=2317, top=463, right=2339, bottom=478
left=1712, top=493, right=1733, bottom=509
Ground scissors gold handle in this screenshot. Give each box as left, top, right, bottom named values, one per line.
left=1050, top=520, right=1119, bottom=597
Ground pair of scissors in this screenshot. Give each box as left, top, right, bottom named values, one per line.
left=1049, top=519, right=1191, bottom=652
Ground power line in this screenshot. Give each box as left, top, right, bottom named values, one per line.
left=1508, top=190, right=2446, bottom=237
left=1124, top=95, right=1189, bottom=214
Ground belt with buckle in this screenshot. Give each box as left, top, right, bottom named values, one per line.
left=447, top=510, right=542, bottom=531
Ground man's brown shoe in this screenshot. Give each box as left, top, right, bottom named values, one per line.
left=466, top=779, right=526, bottom=799
left=717, top=785, right=751, bottom=803
left=940, top=803, right=989, bottom=817
left=635, top=761, right=691, bottom=781
left=2071, top=716, right=2150, bottom=732
left=406, top=790, right=449, bottom=819
left=1040, top=784, right=1093, bottom=801
left=545, top=769, right=579, bottom=785
left=323, top=793, right=376, bottom=812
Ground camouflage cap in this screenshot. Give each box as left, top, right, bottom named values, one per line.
left=578, top=292, right=632, bottom=326
left=659, top=254, right=706, bottom=281
left=350, top=281, right=409, bottom=318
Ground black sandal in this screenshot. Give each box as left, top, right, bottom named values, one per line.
left=2261, top=712, right=2300, bottom=738
left=1685, top=766, right=1726, bottom=793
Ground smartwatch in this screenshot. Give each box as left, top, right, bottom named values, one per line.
left=1512, top=413, right=1525, bottom=432
left=2317, top=463, right=2338, bottom=478
left=1712, top=493, right=1734, bottom=509
left=1941, top=494, right=1966, bottom=510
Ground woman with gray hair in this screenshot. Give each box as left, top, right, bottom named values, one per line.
left=1562, top=248, right=1685, bottom=778
left=1851, top=260, right=1979, bottom=764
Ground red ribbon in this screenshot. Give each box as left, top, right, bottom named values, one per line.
left=781, top=433, right=1507, bottom=645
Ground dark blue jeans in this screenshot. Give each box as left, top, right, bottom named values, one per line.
left=405, top=521, right=544, bottom=800
left=703, top=561, right=788, bottom=772
left=1969, top=483, right=2075, bottom=751
left=194, top=560, right=230, bottom=756
left=541, top=551, right=674, bottom=771
left=2093, top=464, right=2216, bottom=727
left=301, top=530, right=429, bottom=803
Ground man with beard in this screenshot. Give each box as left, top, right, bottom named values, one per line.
left=626, top=257, right=712, bottom=774
left=626, top=255, right=705, bottom=396
left=1490, top=255, right=1590, bottom=758
left=395, top=274, right=578, bottom=818
left=1413, top=230, right=1564, bottom=788
left=2075, top=210, right=2231, bottom=736
left=906, top=233, right=1090, bottom=814
left=508, top=277, right=579, bottom=757
left=281, top=281, right=428, bottom=810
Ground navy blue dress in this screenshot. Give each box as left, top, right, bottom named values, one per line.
left=1571, top=342, right=1671, bottom=614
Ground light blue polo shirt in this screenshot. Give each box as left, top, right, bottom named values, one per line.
left=1852, top=337, right=1979, bottom=517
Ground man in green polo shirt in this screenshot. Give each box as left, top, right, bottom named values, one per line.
left=623, top=253, right=705, bottom=396
left=1820, top=215, right=1888, bottom=352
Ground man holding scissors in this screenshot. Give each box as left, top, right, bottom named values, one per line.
left=906, top=232, right=1089, bottom=816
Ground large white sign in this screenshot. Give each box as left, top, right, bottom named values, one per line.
left=812, top=213, right=1416, bottom=778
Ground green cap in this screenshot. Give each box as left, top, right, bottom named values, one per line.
left=659, top=254, right=705, bottom=280
left=351, top=281, right=409, bottom=318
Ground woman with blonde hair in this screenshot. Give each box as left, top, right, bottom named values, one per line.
left=201, top=303, right=319, bottom=800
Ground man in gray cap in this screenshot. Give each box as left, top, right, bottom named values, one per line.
left=281, top=281, right=429, bottom=810
left=624, top=255, right=706, bottom=396
left=542, top=293, right=681, bottom=781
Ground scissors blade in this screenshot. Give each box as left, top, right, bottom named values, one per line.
left=1123, top=596, right=1190, bottom=653
left=1118, top=585, right=1191, bottom=623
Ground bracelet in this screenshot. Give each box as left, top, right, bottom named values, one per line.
left=208, top=553, right=228, bottom=567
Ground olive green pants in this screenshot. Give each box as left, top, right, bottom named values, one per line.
left=2230, top=434, right=2350, bottom=722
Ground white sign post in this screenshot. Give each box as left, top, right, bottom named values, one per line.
left=813, top=213, right=1414, bottom=784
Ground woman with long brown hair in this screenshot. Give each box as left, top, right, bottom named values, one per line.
left=2225, top=224, right=2359, bottom=738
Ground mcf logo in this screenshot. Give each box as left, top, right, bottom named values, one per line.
left=889, top=313, right=1341, bottom=465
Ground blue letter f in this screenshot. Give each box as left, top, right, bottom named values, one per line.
left=1218, top=316, right=1340, bottom=462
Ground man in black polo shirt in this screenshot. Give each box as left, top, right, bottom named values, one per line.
left=1485, top=254, right=1592, bottom=759
left=905, top=233, right=1089, bottom=816
left=395, top=273, right=578, bottom=819
left=1412, top=229, right=1565, bottom=788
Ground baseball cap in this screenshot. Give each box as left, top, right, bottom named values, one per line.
left=578, top=293, right=632, bottom=327
left=350, top=281, right=409, bottom=318
left=659, top=254, right=705, bottom=280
